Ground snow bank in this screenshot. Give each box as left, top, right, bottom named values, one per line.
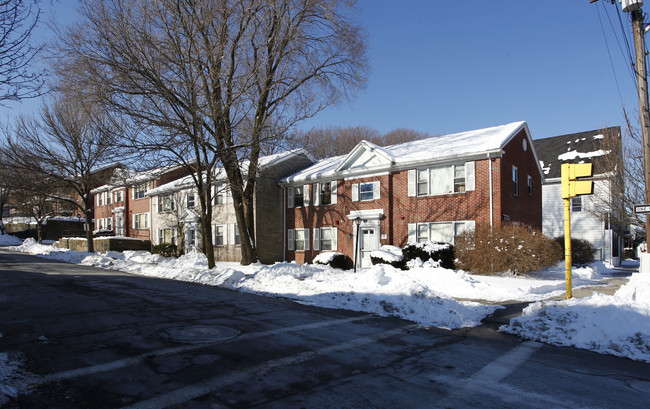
left=6, top=236, right=649, bottom=361
left=501, top=271, right=650, bottom=363
left=0, top=235, right=23, bottom=246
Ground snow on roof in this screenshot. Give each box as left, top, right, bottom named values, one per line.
left=284, top=121, right=527, bottom=183
left=147, top=149, right=311, bottom=196
left=557, top=149, right=611, bottom=162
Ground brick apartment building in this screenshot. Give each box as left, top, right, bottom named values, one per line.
left=92, top=165, right=193, bottom=241
left=281, top=121, right=543, bottom=268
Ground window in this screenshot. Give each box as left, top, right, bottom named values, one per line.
left=409, top=221, right=475, bottom=245
left=409, top=162, right=474, bottom=197
left=214, top=183, right=228, bottom=205
left=97, top=193, right=104, bottom=207
left=512, top=166, right=519, bottom=197
left=105, top=192, right=112, bottom=205
left=288, top=228, right=310, bottom=251
left=293, top=186, right=305, bottom=207
left=233, top=224, right=241, bottom=246
left=133, top=213, right=149, bottom=229
left=187, top=228, right=196, bottom=247
left=319, top=182, right=332, bottom=205
left=106, top=217, right=113, bottom=231
left=352, top=181, right=380, bottom=201
left=186, top=193, right=195, bottom=209
left=314, top=227, right=337, bottom=251
left=454, top=165, right=466, bottom=193
left=133, top=183, right=147, bottom=200
left=417, top=169, right=429, bottom=196
left=571, top=197, right=582, bottom=212
left=158, top=228, right=177, bottom=245
left=214, top=225, right=226, bottom=246
left=157, top=194, right=176, bottom=213
left=360, top=182, right=375, bottom=201
left=294, top=229, right=306, bottom=251
left=114, top=190, right=123, bottom=203
left=527, top=175, right=533, bottom=196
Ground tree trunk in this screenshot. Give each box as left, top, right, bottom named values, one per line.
left=84, top=206, right=94, bottom=253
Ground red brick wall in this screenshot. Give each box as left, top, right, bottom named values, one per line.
left=498, top=130, right=543, bottom=230
left=286, top=144, right=543, bottom=264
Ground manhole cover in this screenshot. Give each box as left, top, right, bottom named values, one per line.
left=159, top=325, right=240, bottom=344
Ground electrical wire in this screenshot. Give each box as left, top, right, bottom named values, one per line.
left=600, top=1, right=637, bottom=87
left=597, top=2, right=632, bottom=107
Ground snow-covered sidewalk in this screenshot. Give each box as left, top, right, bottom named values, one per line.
left=2, top=236, right=650, bottom=365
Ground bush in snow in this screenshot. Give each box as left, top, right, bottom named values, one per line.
left=455, top=224, right=562, bottom=275
left=314, top=252, right=352, bottom=270
left=370, top=245, right=405, bottom=269
left=553, top=236, right=596, bottom=266
left=152, top=243, right=178, bottom=258
left=402, top=242, right=455, bottom=270
left=370, top=242, right=454, bottom=270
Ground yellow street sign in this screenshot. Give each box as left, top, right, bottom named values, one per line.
left=561, top=163, right=594, bottom=199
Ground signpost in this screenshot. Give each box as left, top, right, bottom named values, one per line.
left=561, top=163, right=594, bottom=299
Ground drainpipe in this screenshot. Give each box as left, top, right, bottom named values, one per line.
left=488, top=153, right=493, bottom=228
left=283, top=186, right=287, bottom=261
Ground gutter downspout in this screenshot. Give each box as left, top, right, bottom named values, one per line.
left=488, top=153, right=493, bottom=228
left=283, top=186, right=287, bottom=261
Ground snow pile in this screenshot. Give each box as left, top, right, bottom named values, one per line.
left=501, top=272, right=650, bottom=362
left=5, top=234, right=649, bottom=361
left=226, top=262, right=497, bottom=329
left=0, top=235, right=24, bottom=246
left=0, top=352, right=38, bottom=406
left=370, top=245, right=403, bottom=263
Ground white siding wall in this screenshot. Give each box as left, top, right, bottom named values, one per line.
left=542, top=179, right=614, bottom=262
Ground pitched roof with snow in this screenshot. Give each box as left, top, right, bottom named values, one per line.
left=283, top=121, right=530, bottom=183
left=146, top=149, right=313, bottom=196
left=533, top=127, right=620, bottom=180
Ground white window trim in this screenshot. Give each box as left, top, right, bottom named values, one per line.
left=288, top=228, right=310, bottom=251
left=407, top=220, right=475, bottom=245
left=132, top=212, right=149, bottom=229
left=352, top=181, right=380, bottom=202
left=313, top=227, right=337, bottom=251
left=408, top=162, right=475, bottom=197
left=158, top=228, right=177, bottom=245
left=213, top=224, right=227, bottom=247
left=313, top=181, right=337, bottom=206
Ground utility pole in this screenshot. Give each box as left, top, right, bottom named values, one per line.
left=625, top=0, right=650, bottom=231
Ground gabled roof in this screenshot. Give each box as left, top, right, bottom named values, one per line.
left=533, top=127, right=620, bottom=180
left=283, top=121, right=530, bottom=183
left=146, top=149, right=313, bottom=196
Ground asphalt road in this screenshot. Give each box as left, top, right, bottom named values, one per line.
left=1, top=249, right=649, bottom=409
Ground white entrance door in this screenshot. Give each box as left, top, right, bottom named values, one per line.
left=361, top=227, right=379, bottom=268
left=115, top=214, right=124, bottom=236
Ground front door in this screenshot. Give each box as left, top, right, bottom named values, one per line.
left=360, top=227, right=379, bottom=268
left=115, top=214, right=124, bottom=236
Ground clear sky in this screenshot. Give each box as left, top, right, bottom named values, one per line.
left=1, top=0, right=643, bottom=140
left=297, top=0, right=643, bottom=139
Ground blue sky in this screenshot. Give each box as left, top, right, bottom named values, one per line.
left=2, top=0, right=642, bottom=140
left=298, top=0, right=642, bottom=139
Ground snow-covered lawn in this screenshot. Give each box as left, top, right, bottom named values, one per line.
left=1, top=235, right=650, bottom=367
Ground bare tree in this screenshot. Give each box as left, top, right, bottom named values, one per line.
left=56, top=0, right=369, bottom=266
left=288, top=125, right=380, bottom=159
left=0, top=0, right=44, bottom=101
left=383, top=128, right=429, bottom=146
left=2, top=93, right=126, bottom=251
left=288, top=126, right=429, bottom=160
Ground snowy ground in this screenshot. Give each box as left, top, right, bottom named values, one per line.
left=1, top=234, right=649, bottom=398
